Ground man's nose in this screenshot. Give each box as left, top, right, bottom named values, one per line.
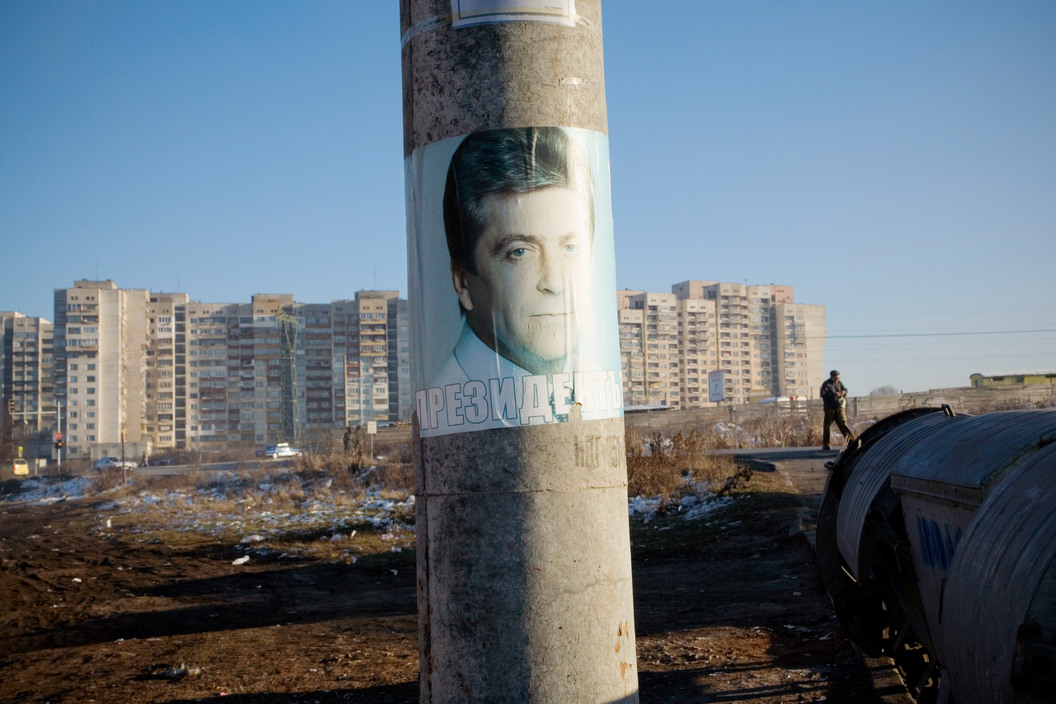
left=536, top=253, right=568, bottom=294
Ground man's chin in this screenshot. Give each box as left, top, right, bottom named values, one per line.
left=504, top=347, right=574, bottom=375
left=477, top=322, right=578, bottom=374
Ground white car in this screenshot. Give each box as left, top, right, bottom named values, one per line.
left=258, top=443, right=303, bottom=459
left=93, top=456, right=138, bottom=470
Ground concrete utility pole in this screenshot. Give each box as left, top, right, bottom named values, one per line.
left=401, top=2, right=638, bottom=702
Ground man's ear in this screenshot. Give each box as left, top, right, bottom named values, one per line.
left=451, top=261, right=474, bottom=311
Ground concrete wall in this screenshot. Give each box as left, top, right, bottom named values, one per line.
left=624, top=384, right=1056, bottom=435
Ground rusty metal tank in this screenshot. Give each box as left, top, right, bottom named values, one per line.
left=816, top=407, right=1056, bottom=703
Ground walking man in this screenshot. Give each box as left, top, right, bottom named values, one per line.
left=820, top=369, right=854, bottom=450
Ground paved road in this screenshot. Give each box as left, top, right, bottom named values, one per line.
left=134, top=456, right=301, bottom=477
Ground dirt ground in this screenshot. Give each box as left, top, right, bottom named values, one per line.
left=0, top=458, right=883, bottom=704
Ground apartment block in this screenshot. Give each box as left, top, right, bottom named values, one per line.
left=771, top=301, right=826, bottom=400
left=183, top=301, right=230, bottom=449
left=356, top=293, right=411, bottom=426
left=146, top=293, right=190, bottom=452
left=37, top=282, right=414, bottom=459
left=6, top=276, right=820, bottom=458
left=675, top=296, right=718, bottom=407
left=54, top=281, right=150, bottom=460
left=1, top=312, right=55, bottom=459
left=617, top=280, right=825, bottom=408
left=618, top=291, right=685, bottom=408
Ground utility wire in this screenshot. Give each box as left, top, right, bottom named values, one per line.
left=828, top=328, right=1056, bottom=340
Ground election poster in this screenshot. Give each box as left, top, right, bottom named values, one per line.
left=405, top=126, right=623, bottom=437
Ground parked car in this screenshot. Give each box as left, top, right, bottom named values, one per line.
left=93, top=457, right=138, bottom=470
left=1, top=458, right=30, bottom=480
left=256, top=443, right=303, bottom=459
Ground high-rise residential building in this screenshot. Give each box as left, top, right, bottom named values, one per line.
left=674, top=295, right=718, bottom=407
left=387, top=296, right=412, bottom=423
left=5, top=276, right=819, bottom=458
left=38, top=282, right=413, bottom=459
left=617, top=290, right=684, bottom=408
left=1, top=311, right=55, bottom=457
left=617, top=280, right=825, bottom=408
left=327, top=291, right=411, bottom=429
left=146, top=292, right=190, bottom=452
left=183, top=301, right=230, bottom=449
left=240, top=294, right=298, bottom=446
left=770, top=300, right=826, bottom=400
left=54, top=281, right=150, bottom=460
left=339, top=292, right=394, bottom=428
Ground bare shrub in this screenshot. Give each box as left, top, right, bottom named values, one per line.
left=136, top=470, right=211, bottom=494
left=93, top=468, right=136, bottom=495
left=323, top=465, right=367, bottom=496
left=342, top=427, right=371, bottom=469
left=374, top=439, right=412, bottom=465
left=295, top=452, right=327, bottom=473
left=267, top=481, right=308, bottom=510
left=627, top=429, right=747, bottom=499
left=745, top=414, right=821, bottom=447
left=352, top=462, right=414, bottom=496
left=690, top=411, right=824, bottom=449
left=626, top=453, right=683, bottom=500
left=715, top=463, right=753, bottom=496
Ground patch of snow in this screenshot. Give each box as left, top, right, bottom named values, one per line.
left=628, top=495, right=664, bottom=522
left=682, top=495, right=734, bottom=521
left=4, top=477, right=96, bottom=505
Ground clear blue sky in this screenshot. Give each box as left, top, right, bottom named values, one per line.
left=2, top=2, right=1054, bottom=395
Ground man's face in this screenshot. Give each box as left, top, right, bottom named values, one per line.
left=453, top=186, right=592, bottom=374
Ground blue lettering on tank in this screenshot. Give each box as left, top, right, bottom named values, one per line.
left=917, top=516, right=962, bottom=570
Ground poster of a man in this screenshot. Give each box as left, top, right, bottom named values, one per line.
left=408, top=126, right=622, bottom=436
left=441, top=126, right=593, bottom=380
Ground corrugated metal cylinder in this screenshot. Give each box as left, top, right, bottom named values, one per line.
left=835, top=412, right=960, bottom=577
left=939, top=439, right=1056, bottom=704
left=890, top=411, right=1056, bottom=646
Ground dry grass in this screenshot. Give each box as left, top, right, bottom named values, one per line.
left=48, top=414, right=845, bottom=555
left=626, top=430, right=750, bottom=500
left=623, top=410, right=826, bottom=501
left=696, top=412, right=824, bottom=449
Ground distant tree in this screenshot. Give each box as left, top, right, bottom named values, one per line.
left=869, top=385, right=900, bottom=396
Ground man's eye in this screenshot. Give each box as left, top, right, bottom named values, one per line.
left=563, top=243, right=579, bottom=253
left=507, top=247, right=528, bottom=259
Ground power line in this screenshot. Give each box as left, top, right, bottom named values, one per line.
left=827, top=328, right=1056, bottom=340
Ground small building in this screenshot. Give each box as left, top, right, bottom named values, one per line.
left=969, top=370, right=1056, bottom=387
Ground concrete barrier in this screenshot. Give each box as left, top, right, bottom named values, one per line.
left=624, top=384, right=1056, bottom=435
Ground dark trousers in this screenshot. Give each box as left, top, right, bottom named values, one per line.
left=823, top=407, right=853, bottom=446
